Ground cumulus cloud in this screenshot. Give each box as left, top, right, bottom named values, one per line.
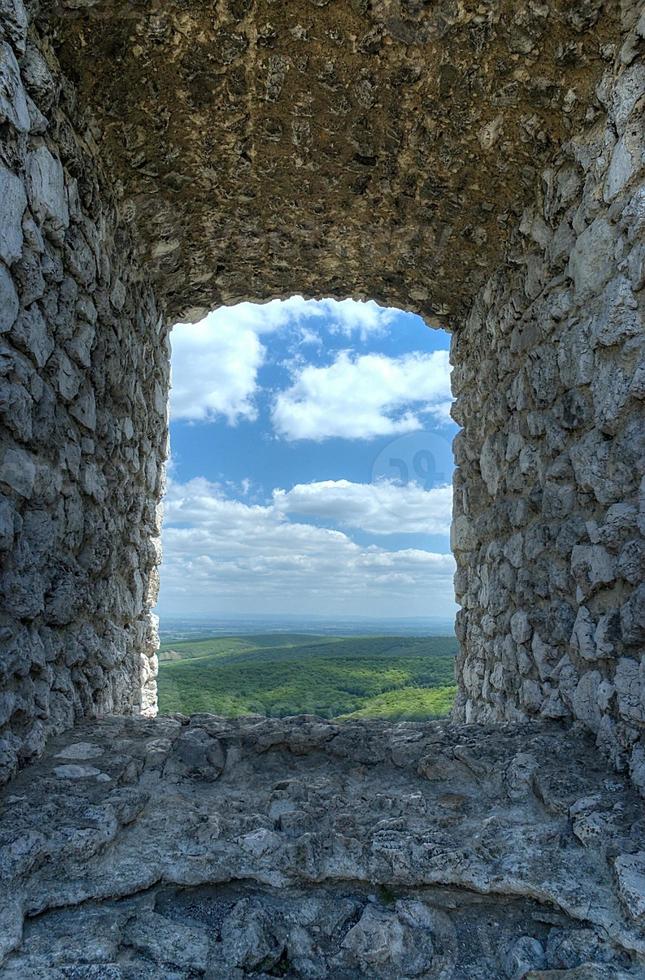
left=272, top=350, right=452, bottom=441
left=170, top=316, right=264, bottom=423
left=233, top=295, right=398, bottom=339
left=170, top=297, right=404, bottom=423
left=273, top=480, right=452, bottom=535
left=159, top=477, right=455, bottom=616
left=300, top=297, right=398, bottom=341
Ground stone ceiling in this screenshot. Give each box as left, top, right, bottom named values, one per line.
left=43, top=0, right=619, bottom=324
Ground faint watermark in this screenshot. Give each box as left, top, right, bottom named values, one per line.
left=371, top=428, right=454, bottom=496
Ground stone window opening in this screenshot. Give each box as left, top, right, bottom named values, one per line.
left=154, top=297, right=458, bottom=720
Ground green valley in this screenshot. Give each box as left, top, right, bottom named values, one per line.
left=158, top=634, right=457, bottom=721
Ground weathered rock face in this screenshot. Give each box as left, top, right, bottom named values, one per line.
left=40, top=0, right=621, bottom=324
left=0, top=0, right=643, bottom=793
left=0, top=715, right=644, bottom=977
left=451, top=4, right=645, bottom=793
left=0, top=0, right=168, bottom=783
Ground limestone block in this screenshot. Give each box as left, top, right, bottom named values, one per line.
left=41, top=239, right=63, bottom=282
left=557, top=321, right=594, bottom=386
left=510, top=610, right=531, bottom=644
left=547, top=217, right=576, bottom=267
left=0, top=40, right=29, bottom=130
left=595, top=612, right=621, bottom=659
left=521, top=679, right=543, bottom=712
left=615, top=852, right=645, bottom=923
left=0, top=495, right=16, bottom=550
left=568, top=218, right=617, bottom=300
left=20, top=42, right=57, bottom=111
left=11, top=306, right=54, bottom=368
left=54, top=351, right=82, bottom=402
left=0, top=0, right=28, bottom=52
left=620, top=583, right=645, bottom=646
left=618, top=539, right=645, bottom=585
left=597, top=502, right=638, bottom=551
left=556, top=388, right=593, bottom=431
left=630, top=741, right=645, bottom=797
left=572, top=670, right=603, bottom=732
left=64, top=229, right=96, bottom=286
left=0, top=568, right=45, bottom=618
left=627, top=239, right=645, bottom=292
left=594, top=277, right=642, bottom=348
left=80, top=460, right=105, bottom=501
left=21, top=509, right=56, bottom=563
left=69, top=386, right=96, bottom=431
left=0, top=165, right=26, bottom=266
left=0, top=446, right=35, bottom=497
left=26, top=94, right=47, bottom=134
left=451, top=514, right=476, bottom=552
left=570, top=430, right=629, bottom=505
left=542, top=482, right=577, bottom=519
left=527, top=344, right=559, bottom=407
left=571, top=606, right=596, bottom=661
left=65, top=320, right=95, bottom=368
left=531, top=632, right=560, bottom=681
left=75, top=293, right=97, bottom=325
left=605, top=127, right=642, bottom=202
left=13, top=247, right=46, bottom=306
left=592, top=343, right=641, bottom=434
left=26, top=145, right=69, bottom=235
left=503, top=531, right=523, bottom=568
left=555, top=515, right=587, bottom=557
left=611, top=62, right=645, bottom=132
left=546, top=454, right=577, bottom=488
left=123, top=910, right=211, bottom=974
left=571, top=545, right=617, bottom=599
left=0, top=380, right=32, bottom=441
left=0, top=263, right=19, bottom=333
left=615, top=657, right=644, bottom=725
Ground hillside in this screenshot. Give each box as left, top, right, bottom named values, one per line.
left=158, top=634, right=457, bottom=720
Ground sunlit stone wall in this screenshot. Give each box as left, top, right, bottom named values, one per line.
left=0, top=2, right=168, bottom=783
left=452, top=10, right=645, bottom=791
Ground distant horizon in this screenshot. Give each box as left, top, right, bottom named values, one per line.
left=157, top=612, right=456, bottom=640
left=159, top=612, right=455, bottom=621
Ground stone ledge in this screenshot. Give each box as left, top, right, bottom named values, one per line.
left=0, top=715, right=643, bottom=977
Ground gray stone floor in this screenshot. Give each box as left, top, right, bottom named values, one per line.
left=0, top=715, right=644, bottom=978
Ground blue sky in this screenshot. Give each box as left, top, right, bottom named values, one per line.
left=157, top=297, right=458, bottom=618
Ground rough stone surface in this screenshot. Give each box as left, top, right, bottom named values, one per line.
left=41, top=0, right=623, bottom=325
left=0, top=0, right=643, bottom=799
left=0, top=0, right=168, bottom=784
left=0, top=715, right=644, bottom=979
left=451, top=1, right=645, bottom=789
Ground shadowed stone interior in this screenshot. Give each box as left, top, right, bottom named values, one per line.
left=42, top=0, right=623, bottom=325
left=0, top=0, right=643, bottom=829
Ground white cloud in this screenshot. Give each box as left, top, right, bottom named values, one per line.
left=170, top=317, right=264, bottom=423
left=159, top=477, right=456, bottom=617
left=272, top=350, right=452, bottom=441
left=301, top=297, right=398, bottom=341
left=169, top=297, right=406, bottom=423
left=273, top=480, right=452, bottom=535
left=232, top=295, right=398, bottom=340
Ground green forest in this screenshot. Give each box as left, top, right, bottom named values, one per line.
left=157, top=634, right=457, bottom=720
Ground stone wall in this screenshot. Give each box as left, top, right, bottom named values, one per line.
left=0, top=3, right=169, bottom=783
left=451, top=9, right=645, bottom=791
left=0, top=0, right=643, bottom=793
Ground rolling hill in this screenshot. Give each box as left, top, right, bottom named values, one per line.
left=158, top=634, right=457, bottom=721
